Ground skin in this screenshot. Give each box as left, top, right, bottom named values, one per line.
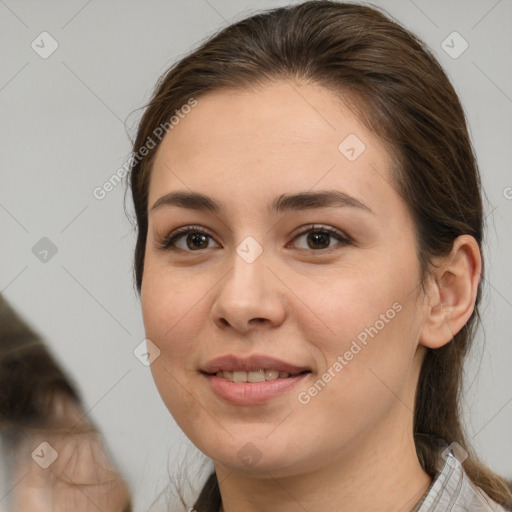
left=140, top=80, right=481, bottom=512
left=10, top=393, right=131, bottom=512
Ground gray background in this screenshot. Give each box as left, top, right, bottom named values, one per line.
left=1, top=0, right=511, bottom=510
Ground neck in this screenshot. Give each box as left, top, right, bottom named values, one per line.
left=215, top=420, right=431, bottom=512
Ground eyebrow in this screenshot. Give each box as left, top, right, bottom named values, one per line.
left=150, top=190, right=374, bottom=215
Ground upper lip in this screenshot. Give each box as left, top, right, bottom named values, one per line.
left=201, top=354, right=311, bottom=375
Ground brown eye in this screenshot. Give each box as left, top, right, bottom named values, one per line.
left=157, top=224, right=349, bottom=253
left=307, top=232, right=330, bottom=249
left=291, top=225, right=349, bottom=251
left=184, top=232, right=210, bottom=250
left=157, top=226, right=220, bottom=251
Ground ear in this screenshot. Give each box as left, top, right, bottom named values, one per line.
left=419, top=235, right=482, bottom=349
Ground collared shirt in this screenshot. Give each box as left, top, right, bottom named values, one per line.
left=412, top=443, right=509, bottom=512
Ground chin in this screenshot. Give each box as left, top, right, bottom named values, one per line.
left=189, top=429, right=305, bottom=475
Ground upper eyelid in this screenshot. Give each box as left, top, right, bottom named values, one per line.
left=168, top=224, right=347, bottom=240
left=160, top=224, right=349, bottom=250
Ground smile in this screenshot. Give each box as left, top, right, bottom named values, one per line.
left=203, top=371, right=311, bottom=405
left=214, top=369, right=307, bottom=383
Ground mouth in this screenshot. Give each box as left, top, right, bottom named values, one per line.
left=200, top=354, right=312, bottom=405
left=207, top=368, right=311, bottom=383
left=200, top=353, right=311, bottom=379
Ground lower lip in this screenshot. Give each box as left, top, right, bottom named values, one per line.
left=203, top=372, right=310, bottom=405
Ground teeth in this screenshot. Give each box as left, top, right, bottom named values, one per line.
left=233, top=371, right=247, bottom=383
left=265, top=369, right=279, bottom=380
left=248, top=370, right=266, bottom=382
left=214, top=369, right=292, bottom=382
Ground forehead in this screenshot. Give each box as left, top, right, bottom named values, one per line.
left=148, top=81, right=396, bottom=217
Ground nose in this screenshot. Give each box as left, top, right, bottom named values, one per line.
left=211, top=245, right=286, bottom=333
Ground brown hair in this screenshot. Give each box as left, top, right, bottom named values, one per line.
left=0, top=295, right=133, bottom=511
left=0, top=294, right=80, bottom=431
left=126, top=1, right=512, bottom=509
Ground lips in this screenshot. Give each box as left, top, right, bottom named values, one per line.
left=200, top=354, right=312, bottom=405
left=201, top=354, right=311, bottom=376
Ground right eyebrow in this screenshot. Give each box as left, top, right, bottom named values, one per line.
left=150, top=191, right=224, bottom=215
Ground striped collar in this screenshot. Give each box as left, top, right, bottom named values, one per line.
left=412, top=443, right=507, bottom=511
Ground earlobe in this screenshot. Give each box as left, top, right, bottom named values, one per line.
left=419, top=235, right=482, bottom=350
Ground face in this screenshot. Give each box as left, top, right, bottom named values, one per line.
left=140, top=81, right=429, bottom=477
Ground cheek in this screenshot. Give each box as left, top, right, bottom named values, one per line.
left=140, top=255, right=208, bottom=356
left=297, top=249, right=421, bottom=400
left=140, top=263, right=213, bottom=438
left=302, top=256, right=415, bottom=352
left=306, top=287, right=413, bottom=392
left=293, top=295, right=419, bottom=449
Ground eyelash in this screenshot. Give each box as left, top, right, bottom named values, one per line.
left=156, top=224, right=351, bottom=253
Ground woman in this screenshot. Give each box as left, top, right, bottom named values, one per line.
left=127, top=1, right=512, bottom=511
left=0, top=295, right=132, bottom=511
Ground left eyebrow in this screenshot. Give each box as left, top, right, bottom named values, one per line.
left=270, top=190, right=374, bottom=215
left=149, top=189, right=374, bottom=216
